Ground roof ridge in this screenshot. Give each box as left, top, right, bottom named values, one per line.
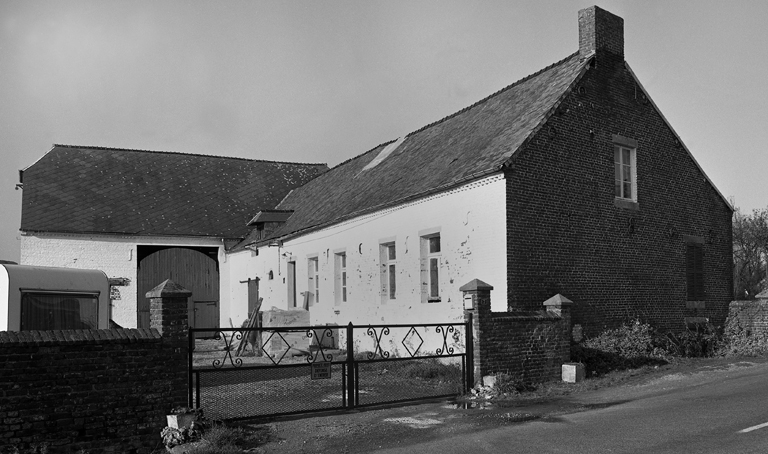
left=321, top=52, right=580, bottom=173
left=406, top=51, right=580, bottom=138
left=52, top=143, right=327, bottom=167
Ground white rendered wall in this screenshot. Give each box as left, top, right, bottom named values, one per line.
left=20, top=233, right=225, bottom=328
left=227, top=174, right=508, bottom=330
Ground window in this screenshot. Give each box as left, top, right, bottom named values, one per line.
left=308, top=257, right=319, bottom=305
left=380, top=242, right=396, bottom=301
left=20, top=292, right=99, bottom=330
left=686, top=243, right=704, bottom=300
left=420, top=234, right=441, bottom=302
left=334, top=252, right=347, bottom=305
left=614, top=144, right=636, bottom=201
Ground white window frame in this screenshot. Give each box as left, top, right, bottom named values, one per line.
left=308, top=256, right=319, bottom=306
left=380, top=241, right=397, bottom=303
left=614, top=144, right=636, bottom=201
left=420, top=233, right=441, bottom=303
left=334, top=251, right=347, bottom=305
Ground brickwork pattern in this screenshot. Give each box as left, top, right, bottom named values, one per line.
left=465, top=285, right=570, bottom=384
left=726, top=299, right=768, bottom=336
left=0, top=283, right=189, bottom=453
left=505, top=50, right=733, bottom=336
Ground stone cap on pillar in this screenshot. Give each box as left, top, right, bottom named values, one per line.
left=459, top=279, right=494, bottom=292
left=543, top=293, right=573, bottom=308
left=145, top=279, right=192, bottom=298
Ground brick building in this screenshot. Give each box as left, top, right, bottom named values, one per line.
left=18, top=6, right=733, bottom=338
left=229, top=6, right=733, bottom=337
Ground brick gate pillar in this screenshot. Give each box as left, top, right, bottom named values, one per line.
left=146, top=279, right=192, bottom=409
left=543, top=293, right=573, bottom=364
left=147, top=278, right=191, bottom=341
left=461, top=278, right=494, bottom=388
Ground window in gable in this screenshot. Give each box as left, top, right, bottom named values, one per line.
left=614, top=144, right=636, bottom=201
left=686, top=243, right=704, bottom=300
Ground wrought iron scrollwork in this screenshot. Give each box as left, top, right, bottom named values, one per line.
left=435, top=325, right=456, bottom=356
left=212, top=330, right=244, bottom=369
left=306, top=328, right=334, bottom=363
left=366, top=326, right=391, bottom=360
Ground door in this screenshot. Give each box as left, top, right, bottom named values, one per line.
left=287, top=261, right=296, bottom=308
left=194, top=300, right=219, bottom=338
left=247, top=278, right=260, bottom=315
left=137, top=246, right=219, bottom=330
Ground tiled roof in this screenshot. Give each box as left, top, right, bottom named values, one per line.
left=20, top=145, right=328, bottom=238
left=243, top=52, right=589, bottom=247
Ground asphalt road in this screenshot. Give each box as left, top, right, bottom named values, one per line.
left=375, top=361, right=768, bottom=454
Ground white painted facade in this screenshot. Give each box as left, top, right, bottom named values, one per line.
left=225, top=174, right=508, bottom=329
left=20, top=233, right=227, bottom=328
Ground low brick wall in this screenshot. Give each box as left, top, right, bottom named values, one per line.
left=726, top=299, right=768, bottom=336
left=462, top=279, right=571, bottom=385
left=0, top=329, right=186, bottom=453
left=0, top=279, right=190, bottom=453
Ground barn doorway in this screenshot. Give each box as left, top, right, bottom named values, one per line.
left=136, top=246, right=220, bottom=334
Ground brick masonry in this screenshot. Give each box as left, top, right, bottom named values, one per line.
left=0, top=281, right=189, bottom=453
left=463, top=280, right=570, bottom=385
left=726, top=299, right=768, bottom=336
left=504, top=9, right=733, bottom=337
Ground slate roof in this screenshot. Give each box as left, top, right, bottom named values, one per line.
left=239, top=51, right=589, bottom=248
left=20, top=145, right=328, bottom=239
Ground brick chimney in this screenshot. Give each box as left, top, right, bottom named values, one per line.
left=578, top=6, right=624, bottom=61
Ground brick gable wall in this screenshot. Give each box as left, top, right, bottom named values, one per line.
left=504, top=53, right=733, bottom=336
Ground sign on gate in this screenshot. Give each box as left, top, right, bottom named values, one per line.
left=311, top=361, right=332, bottom=380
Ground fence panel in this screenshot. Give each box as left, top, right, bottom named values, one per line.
left=189, top=321, right=469, bottom=420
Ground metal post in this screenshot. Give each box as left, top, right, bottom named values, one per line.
left=346, top=322, right=355, bottom=408
left=188, top=328, right=194, bottom=407
left=465, top=313, right=474, bottom=393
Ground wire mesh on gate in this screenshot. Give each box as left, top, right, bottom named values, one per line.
left=194, top=364, right=347, bottom=420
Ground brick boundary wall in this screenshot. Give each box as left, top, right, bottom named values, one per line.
left=461, top=279, right=571, bottom=385
left=726, top=299, right=768, bottom=337
left=0, top=279, right=190, bottom=454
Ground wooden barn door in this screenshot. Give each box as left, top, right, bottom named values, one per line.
left=137, top=247, right=219, bottom=333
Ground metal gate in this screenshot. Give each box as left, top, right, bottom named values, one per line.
left=189, top=318, right=472, bottom=420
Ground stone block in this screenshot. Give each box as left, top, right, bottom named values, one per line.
left=562, top=363, right=585, bottom=383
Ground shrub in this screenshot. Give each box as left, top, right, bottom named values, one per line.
left=571, top=319, right=668, bottom=376
left=659, top=323, right=720, bottom=358
left=493, top=373, right=536, bottom=394
left=718, top=324, right=768, bottom=357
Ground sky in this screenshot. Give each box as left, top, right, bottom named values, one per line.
left=1, top=0, right=766, bottom=262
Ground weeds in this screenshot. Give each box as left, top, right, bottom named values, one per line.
left=156, top=422, right=274, bottom=454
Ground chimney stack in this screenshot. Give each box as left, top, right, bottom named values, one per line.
left=578, top=6, right=624, bottom=61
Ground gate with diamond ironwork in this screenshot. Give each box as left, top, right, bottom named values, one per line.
left=189, top=318, right=472, bottom=420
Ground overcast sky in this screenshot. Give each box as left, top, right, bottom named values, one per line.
left=1, top=0, right=766, bottom=262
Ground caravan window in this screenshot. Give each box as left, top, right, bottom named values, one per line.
left=20, top=292, right=99, bottom=330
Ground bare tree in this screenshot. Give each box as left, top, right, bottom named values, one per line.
left=733, top=206, right=768, bottom=298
